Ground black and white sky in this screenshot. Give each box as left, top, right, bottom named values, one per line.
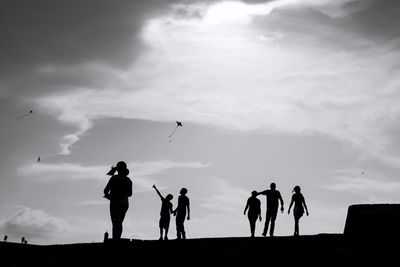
left=1, top=0, right=400, bottom=244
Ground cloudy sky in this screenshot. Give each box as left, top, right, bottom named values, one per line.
left=1, top=0, right=400, bottom=244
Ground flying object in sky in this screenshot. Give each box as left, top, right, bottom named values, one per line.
left=17, top=110, right=33, bottom=120
left=168, top=121, right=183, bottom=143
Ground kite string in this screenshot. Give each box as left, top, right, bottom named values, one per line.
left=168, top=126, right=178, bottom=139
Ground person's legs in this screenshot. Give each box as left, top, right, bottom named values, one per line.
left=110, top=202, right=128, bottom=240
left=294, top=216, right=299, bottom=236
left=164, top=226, right=169, bottom=240
left=263, top=212, right=271, bottom=236
left=249, top=217, right=256, bottom=237
left=270, top=211, right=277, bottom=236
left=176, top=215, right=184, bottom=239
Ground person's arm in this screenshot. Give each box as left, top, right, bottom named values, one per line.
left=103, top=178, right=112, bottom=199
left=288, top=195, right=294, bottom=214
left=187, top=198, right=190, bottom=220
left=169, top=203, right=173, bottom=214
left=258, top=202, right=262, bottom=221
left=255, top=190, right=266, bottom=196
left=244, top=199, right=249, bottom=215
left=303, top=195, right=309, bottom=216
left=152, top=184, right=164, bottom=199
left=279, top=192, right=284, bottom=213
left=127, top=179, right=132, bottom=197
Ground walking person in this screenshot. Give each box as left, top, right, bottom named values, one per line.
left=103, top=161, right=133, bottom=240
left=256, top=182, right=284, bottom=237
left=288, top=185, right=309, bottom=236
left=244, top=191, right=262, bottom=237
left=173, top=188, right=190, bottom=240
left=153, top=184, right=173, bottom=240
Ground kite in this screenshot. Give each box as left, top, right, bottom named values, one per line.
left=168, top=121, right=183, bottom=143
left=17, top=110, right=33, bottom=120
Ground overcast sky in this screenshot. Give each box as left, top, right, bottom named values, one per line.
left=1, top=0, right=400, bottom=244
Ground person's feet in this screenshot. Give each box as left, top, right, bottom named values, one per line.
left=261, top=232, right=267, bottom=237
left=164, top=236, right=168, bottom=240
left=159, top=237, right=163, bottom=241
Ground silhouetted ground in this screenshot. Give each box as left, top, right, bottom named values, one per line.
left=1, top=234, right=399, bottom=266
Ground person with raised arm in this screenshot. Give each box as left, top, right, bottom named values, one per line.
left=153, top=184, right=174, bottom=240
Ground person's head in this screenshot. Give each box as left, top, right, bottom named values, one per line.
left=293, top=185, right=301, bottom=193
left=180, top=188, right=188, bottom=195
left=116, top=161, right=129, bottom=176
left=166, top=194, right=173, bottom=201
left=270, top=182, right=276, bottom=190
left=251, top=190, right=257, bottom=197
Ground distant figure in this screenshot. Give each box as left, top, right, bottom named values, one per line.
left=103, top=231, right=109, bottom=243
left=103, top=161, right=133, bottom=240
left=244, top=191, right=262, bottom=237
left=153, top=184, right=173, bottom=240
left=256, top=182, right=284, bottom=237
left=21, top=237, right=25, bottom=244
left=288, top=185, right=309, bottom=236
left=3, top=235, right=7, bottom=242
left=173, top=188, right=190, bottom=240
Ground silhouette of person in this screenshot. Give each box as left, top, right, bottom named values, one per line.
left=103, top=161, right=133, bottom=240
left=173, top=188, right=190, bottom=240
left=244, top=191, right=262, bottom=237
left=103, top=231, right=109, bottom=243
left=21, top=237, right=25, bottom=244
left=288, top=185, right=309, bottom=236
left=153, top=184, right=173, bottom=240
left=3, top=235, right=7, bottom=242
left=256, top=182, right=284, bottom=237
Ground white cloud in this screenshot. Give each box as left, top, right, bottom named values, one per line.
left=17, top=160, right=211, bottom=188
left=32, top=0, right=400, bottom=169
left=0, top=207, right=71, bottom=242
left=321, top=170, right=400, bottom=202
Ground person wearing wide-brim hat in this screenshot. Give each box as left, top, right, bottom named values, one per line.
left=104, top=161, right=133, bottom=240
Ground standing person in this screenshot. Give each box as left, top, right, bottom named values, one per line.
left=288, top=185, right=309, bottom=236
left=173, top=188, right=190, bottom=240
left=3, top=235, right=7, bottom=242
left=257, top=182, right=284, bottom=237
left=153, top=184, right=174, bottom=240
left=103, top=161, right=133, bottom=240
left=244, top=191, right=262, bottom=237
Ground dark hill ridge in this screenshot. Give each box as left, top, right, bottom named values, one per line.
left=1, top=234, right=400, bottom=267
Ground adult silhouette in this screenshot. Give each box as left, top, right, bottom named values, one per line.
left=153, top=184, right=173, bottom=240
left=288, top=185, right=309, bottom=236
left=256, top=182, right=284, bottom=237
left=103, top=161, right=133, bottom=240
left=173, top=188, right=190, bottom=240
left=244, top=191, right=262, bottom=237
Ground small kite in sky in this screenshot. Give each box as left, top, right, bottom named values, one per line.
left=17, top=110, right=33, bottom=120
left=168, top=121, right=183, bottom=143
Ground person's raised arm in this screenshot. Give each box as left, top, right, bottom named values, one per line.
left=152, top=184, right=164, bottom=199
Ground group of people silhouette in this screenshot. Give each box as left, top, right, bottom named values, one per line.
left=103, top=161, right=190, bottom=241
left=244, top=183, right=309, bottom=237
left=103, top=161, right=308, bottom=241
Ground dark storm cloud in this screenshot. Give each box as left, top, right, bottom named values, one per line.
left=0, top=0, right=167, bottom=95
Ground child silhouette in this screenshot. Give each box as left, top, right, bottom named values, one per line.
left=153, top=184, right=173, bottom=240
